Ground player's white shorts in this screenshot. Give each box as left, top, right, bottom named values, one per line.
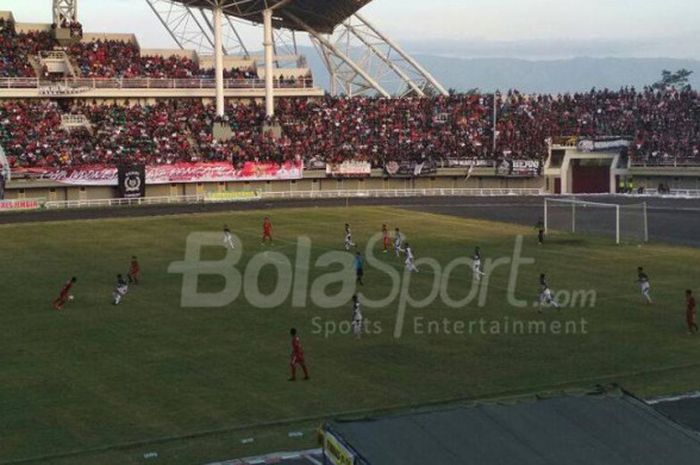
left=113, top=286, right=128, bottom=304
left=540, top=289, right=556, bottom=306
left=472, top=259, right=482, bottom=277
left=223, top=233, right=235, bottom=248
left=640, top=282, right=650, bottom=295
left=352, top=318, right=363, bottom=336
left=405, top=257, right=418, bottom=272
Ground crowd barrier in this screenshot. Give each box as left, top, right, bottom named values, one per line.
left=40, top=188, right=544, bottom=210
left=0, top=77, right=313, bottom=90
left=623, top=189, right=700, bottom=199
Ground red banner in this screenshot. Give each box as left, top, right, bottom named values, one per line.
left=12, top=160, right=303, bottom=186
left=0, top=199, right=41, bottom=211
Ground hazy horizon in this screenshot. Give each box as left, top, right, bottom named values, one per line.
left=2, top=0, right=699, bottom=60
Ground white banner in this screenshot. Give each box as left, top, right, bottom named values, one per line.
left=326, top=160, right=372, bottom=178
left=577, top=139, right=631, bottom=152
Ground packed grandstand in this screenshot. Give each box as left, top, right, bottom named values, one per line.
left=1, top=11, right=699, bottom=173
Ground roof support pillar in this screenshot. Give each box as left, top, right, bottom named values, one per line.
left=213, top=3, right=225, bottom=117
left=263, top=8, right=275, bottom=117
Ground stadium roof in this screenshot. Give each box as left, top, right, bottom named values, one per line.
left=325, top=390, right=700, bottom=465
left=171, top=0, right=373, bottom=33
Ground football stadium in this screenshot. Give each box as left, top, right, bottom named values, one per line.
left=1, top=1, right=700, bottom=465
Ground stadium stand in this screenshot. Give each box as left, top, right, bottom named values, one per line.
left=0, top=17, right=54, bottom=78
left=0, top=18, right=311, bottom=86
left=2, top=88, right=699, bottom=169
left=322, top=389, right=700, bottom=465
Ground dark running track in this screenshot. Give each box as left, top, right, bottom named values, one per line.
left=652, top=396, right=700, bottom=433
left=2, top=195, right=699, bottom=247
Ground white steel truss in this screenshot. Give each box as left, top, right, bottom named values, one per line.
left=53, top=0, right=78, bottom=24
left=145, top=0, right=248, bottom=57
left=144, top=1, right=448, bottom=97
left=311, top=13, right=448, bottom=97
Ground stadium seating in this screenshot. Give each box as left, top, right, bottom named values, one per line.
left=0, top=18, right=54, bottom=78
left=2, top=88, right=699, bottom=169
left=0, top=20, right=309, bottom=85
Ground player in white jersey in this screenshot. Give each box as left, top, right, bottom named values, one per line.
left=538, top=273, right=560, bottom=311
left=351, top=294, right=363, bottom=338
left=394, top=227, right=403, bottom=257
left=223, top=225, right=235, bottom=249
left=472, top=246, right=485, bottom=281
left=401, top=242, right=419, bottom=273
left=637, top=266, right=653, bottom=304
left=344, top=223, right=356, bottom=251
left=112, top=274, right=129, bottom=305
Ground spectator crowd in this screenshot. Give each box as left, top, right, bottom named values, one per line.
left=0, top=19, right=311, bottom=86
left=0, top=17, right=54, bottom=78
left=1, top=87, right=699, bottom=170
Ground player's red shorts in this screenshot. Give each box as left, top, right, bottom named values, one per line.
left=383, top=236, right=391, bottom=248
left=290, top=354, right=304, bottom=365
left=687, top=310, right=696, bottom=327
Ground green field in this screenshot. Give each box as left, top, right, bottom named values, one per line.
left=1, top=206, right=699, bottom=465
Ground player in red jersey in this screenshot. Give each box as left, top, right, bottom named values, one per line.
left=382, top=224, right=391, bottom=253
left=262, top=217, right=273, bottom=245
left=52, top=276, right=77, bottom=310
left=686, top=290, right=698, bottom=334
left=289, top=328, right=309, bottom=381
left=127, top=256, right=140, bottom=284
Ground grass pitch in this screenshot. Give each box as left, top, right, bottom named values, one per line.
left=1, top=205, right=699, bottom=465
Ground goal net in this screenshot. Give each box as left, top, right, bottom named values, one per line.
left=544, top=198, right=648, bottom=244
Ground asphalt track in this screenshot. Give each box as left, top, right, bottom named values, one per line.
left=2, top=195, right=699, bottom=247
left=651, top=394, right=700, bottom=433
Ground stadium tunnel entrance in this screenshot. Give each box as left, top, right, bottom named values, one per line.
left=544, top=139, right=630, bottom=194
left=571, top=158, right=611, bottom=193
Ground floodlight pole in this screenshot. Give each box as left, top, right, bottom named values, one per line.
left=492, top=91, right=499, bottom=154
left=263, top=8, right=275, bottom=117
left=213, top=4, right=225, bottom=117
left=53, top=0, right=78, bottom=24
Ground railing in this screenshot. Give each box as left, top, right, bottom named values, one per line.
left=631, top=157, right=700, bottom=168
left=60, top=113, right=91, bottom=127
left=261, top=188, right=543, bottom=200
left=39, top=50, right=68, bottom=60
left=44, top=195, right=204, bottom=210
left=0, top=77, right=315, bottom=91
left=41, top=188, right=544, bottom=210
left=638, top=189, right=700, bottom=198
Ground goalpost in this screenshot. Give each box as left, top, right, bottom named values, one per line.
left=544, top=198, right=648, bottom=244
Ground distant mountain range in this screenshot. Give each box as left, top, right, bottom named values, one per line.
left=302, top=48, right=700, bottom=94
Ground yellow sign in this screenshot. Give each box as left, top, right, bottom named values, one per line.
left=204, top=191, right=258, bottom=202
left=324, top=432, right=355, bottom=465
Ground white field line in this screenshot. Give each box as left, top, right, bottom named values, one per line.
left=647, top=391, right=700, bottom=405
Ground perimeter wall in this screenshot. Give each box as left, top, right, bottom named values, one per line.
left=3, top=171, right=543, bottom=202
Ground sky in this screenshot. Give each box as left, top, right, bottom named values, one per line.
left=2, top=0, right=699, bottom=59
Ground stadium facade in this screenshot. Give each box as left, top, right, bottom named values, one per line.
left=322, top=389, right=700, bottom=465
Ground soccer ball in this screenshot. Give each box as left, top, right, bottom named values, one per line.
left=68, top=295, right=75, bottom=301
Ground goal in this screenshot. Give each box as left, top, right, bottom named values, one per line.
left=544, top=198, right=648, bottom=244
